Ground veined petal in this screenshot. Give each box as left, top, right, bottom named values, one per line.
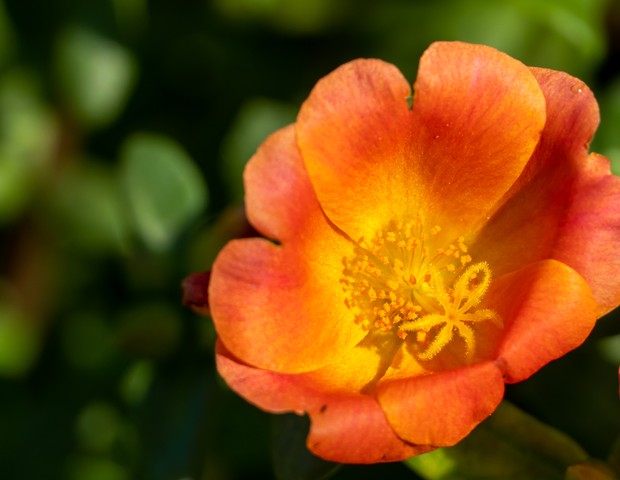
left=469, top=67, right=601, bottom=277
left=552, top=153, right=620, bottom=315
left=490, top=260, right=597, bottom=383
left=216, top=342, right=431, bottom=463
left=377, top=360, right=504, bottom=446
left=210, top=126, right=365, bottom=373
left=296, top=58, right=416, bottom=242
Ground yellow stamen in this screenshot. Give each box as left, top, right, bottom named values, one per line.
left=341, top=218, right=502, bottom=363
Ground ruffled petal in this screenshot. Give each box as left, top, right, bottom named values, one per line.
left=210, top=126, right=365, bottom=373
left=552, top=153, right=620, bottom=315
left=296, top=58, right=415, bottom=242
left=490, top=260, right=597, bottom=383
left=469, top=68, right=601, bottom=277
left=216, top=342, right=431, bottom=463
left=377, top=360, right=504, bottom=447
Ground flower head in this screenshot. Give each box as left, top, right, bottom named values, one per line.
left=201, top=42, right=620, bottom=463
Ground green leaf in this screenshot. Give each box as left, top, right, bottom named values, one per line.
left=55, top=26, right=137, bottom=128
left=120, top=133, right=208, bottom=252
left=0, top=69, right=56, bottom=222
left=48, top=161, right=132, bottom=254
left=271, top=414, right=340, bottom=480
left=405, top=401, right=590, bottom=480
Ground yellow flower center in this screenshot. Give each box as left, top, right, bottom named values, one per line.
left=341, top=218, right=502, bottom=362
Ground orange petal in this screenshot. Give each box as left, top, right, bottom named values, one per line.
left=470, top=67, right=601, bottom=277
left=211, top=124, right=366, bottom=373
left=377, top=360, right=504, bottom=447
left=210, top=235, right=364, bottom=374
left=296, top=58, right=416, bottom=242
left=411, top=42, right=546, bottom=232
left=552, top=153, right=620, bottom=315
left=244, top=125, right=315, bottom=242
left=216, top=341, right=431, bottom=463
left=491, top=260, right=597, bottom=383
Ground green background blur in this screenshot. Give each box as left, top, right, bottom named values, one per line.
left=1, top=0, right=620, bottom=479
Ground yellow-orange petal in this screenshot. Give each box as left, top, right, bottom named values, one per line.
left=552, top=153, right=620, bottom=315
left=296, top=58, right=416, bottom=242
left=411, top=42, right=546, bottom=233
left=211, top=124, right=366, bottom=373
left=210, top=235, right=364, bottom=374
left=297, top=43, right=546, bottom=242
left=377, top=360, right=504, bottom=447
left=469, top=67, right=601, bottom=277
left=215, top=341, right=431, bottom=463
left=490, top=260, right=597, bottom=383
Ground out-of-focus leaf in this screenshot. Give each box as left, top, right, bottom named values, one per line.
left=120, top=133, right=208, bottom=252
left=76, top=402, right=121, bottom=453
left=119, top=361, right=155, bottom=406
left=0, top=0, right=15, bottom=65
left=60, top=312, right=116, bottom=370
left=115, top=302, right=181, bottom=358
left=592, top=78, right=620, bottom=175
left=597, top=334, right=620, bottom=365
left=55, top=26, right=137, bottom=128
left=405, top=401, right=589, bottom=480
left=271, top=414, right=340, bottom=480
left=0, top=70, right=56, bottom=222
left=111, top=0, right=147, bottom=37
left=212, top=0, right=351, bottom=34
left=220, top=98, right=296, bottom=201
left=48, top=162, right=132, bottom=254
left=67, top=456, right=129, bottom=480
left=0, top=302, right=41, bottom=377
left=608, top=435, right=620, bottom=477
left=565, top=460, right=618, bottom=480
left=364, top=0, right=606, bottom=81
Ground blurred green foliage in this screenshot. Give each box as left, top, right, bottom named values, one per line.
left=1, top=0, right=620, bottom=479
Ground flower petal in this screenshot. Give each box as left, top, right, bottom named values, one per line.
left=216, top=341, right=431, bottom=463
left=244, top=125, right=315, bottom=242
left=411, top=42, right=546, bottom=232
left=377, top=360, right=504, bottom=447
left=469, top=67, right=601, bottom=277
left=491, top=260, right=597, bottom=383
left=296, top=58, right=415, bottom=242
left=552, top=153, right=620, bottom=315
left=297, top=43, right=546, bottom=242
left=210, top=126, right=365, bottom=373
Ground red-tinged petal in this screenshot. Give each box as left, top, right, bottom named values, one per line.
left=210, top=235, right=364, bottom=374
left=216, top=341, right=431, bottom=463
left=306, top=391, right=433, bottom=463
left=296, top=58, right=416, bottom=242
left=491, top=260, right=597, bottom=383
left=411, top=42, right=546, bottom=233
left=470, top=68, right=601, bottom=277
left=528, top=67, right=599, bottom=157
left=244, top=125, right=315, bottom=242
left=552, top=153, right=620, bottom=315
left=377, top=360, right=504, bottom=447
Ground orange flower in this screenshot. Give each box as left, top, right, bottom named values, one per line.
left=204, top=42, right=620, bottom=463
